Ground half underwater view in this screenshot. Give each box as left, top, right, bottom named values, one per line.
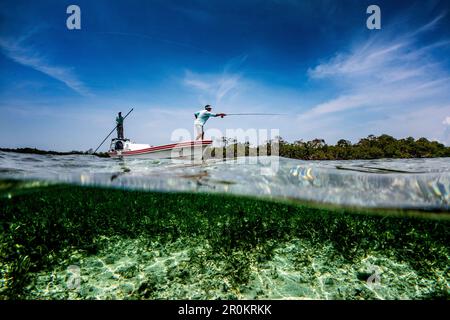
left=1, top=0, right=450, bottom=304
left=0, top=152, right=449, bottom=300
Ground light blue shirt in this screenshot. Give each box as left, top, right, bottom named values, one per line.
left=194, top=110, right=218, bottom=126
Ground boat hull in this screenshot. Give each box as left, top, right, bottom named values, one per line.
left=108, top=140, right=212, bottom=160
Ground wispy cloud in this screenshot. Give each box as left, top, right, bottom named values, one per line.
left=183, top=55, right=248, bottom=105
left=443, top=116, right=450, bottom=126
left=444, top=116, right=450, bottom=143
left=368, top=105, right=450, bottom=144
left=308, top=41, right=410, bottom=79
left=302, top=13, right=450, bottom=144
left=183, top=70, right=241, bottom=105
left=0, top=36, right=90, bottom=96
left=412, top=11, right=447, bottom=35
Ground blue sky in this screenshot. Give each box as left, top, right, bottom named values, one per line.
left=1, top=0, right=450, bottom=151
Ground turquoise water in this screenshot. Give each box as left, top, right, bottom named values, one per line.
left=0, top=151, right=449, bottom=210
left=0, top=151, right=449, bottom=300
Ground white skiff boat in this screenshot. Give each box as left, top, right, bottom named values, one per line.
left=108, top=138, right=212, bottom=160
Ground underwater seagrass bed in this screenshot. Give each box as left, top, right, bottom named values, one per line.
left=0, top=180, right=448, bottom=300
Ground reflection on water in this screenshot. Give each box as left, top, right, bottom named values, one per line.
left=110, top=159, right=131, bottom=181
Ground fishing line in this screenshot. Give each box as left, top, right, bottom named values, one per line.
left=224, top=113, right=286, bottom=116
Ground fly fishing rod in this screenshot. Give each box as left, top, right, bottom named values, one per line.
left=224, top=113, right=285, bottom=116
left=93, top=108, right=134, bottom=153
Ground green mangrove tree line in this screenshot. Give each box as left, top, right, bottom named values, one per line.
left=211, top=134, right=450, bottom=160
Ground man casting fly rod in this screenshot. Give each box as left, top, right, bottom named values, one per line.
left=194, top=105, right=226, bottom=140
left=194, top=105, right=283, bottom=140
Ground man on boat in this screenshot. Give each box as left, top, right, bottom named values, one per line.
left=194, top=105, right=226, bottom=140
left=116, top=112, right=124, bottom=139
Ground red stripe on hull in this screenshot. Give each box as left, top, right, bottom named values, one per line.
left=109, top=140, right=212, bottom=157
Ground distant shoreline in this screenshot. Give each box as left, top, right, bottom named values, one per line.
left=212, top=134, right=450, bottom=160
left=0, top=147, right=110, bottom=158
left=1, top=134, right=449, bottom=160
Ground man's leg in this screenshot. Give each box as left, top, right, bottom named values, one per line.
left=195, top=125, right=203, bottom=140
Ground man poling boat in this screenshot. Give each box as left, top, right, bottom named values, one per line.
left=95, top=106, right=280, bottom=160
left=94, top=108, right=134, bottom=153
left=98, top=108, right=212, bottom=160
left=116, top=112, right=124, bottom=139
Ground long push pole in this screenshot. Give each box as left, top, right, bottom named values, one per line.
left=93, top=108, right=134, bottom=153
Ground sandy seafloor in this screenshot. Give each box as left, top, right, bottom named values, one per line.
left=26, top=236, right=447, bottom=300
left=0, top=183, right=447, bottom=300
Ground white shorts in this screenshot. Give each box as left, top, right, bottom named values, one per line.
left=195, top=124, right=204, bottom=137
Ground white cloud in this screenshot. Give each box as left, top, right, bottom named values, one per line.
left=300, top=13, right=450, bottom=144
left=411, top=12, right=446, bottom=36
left=183, top=74, right=211, bottom=91
left=443, top=116, right=450, bottom=126
left=183, top=69, right=241, bottom=106
left=369, top=105, right=450, bottom=140
left=308, top=41, right=410, bottom=79
left=182, top=55, right=248, bottom=106
left=0, top=37, right=90, bottom=96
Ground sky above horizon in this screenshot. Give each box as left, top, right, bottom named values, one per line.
left=1, top=0, right=450, bottom=151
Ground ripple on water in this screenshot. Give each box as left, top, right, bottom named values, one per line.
left=0, top=153, right=449, bottom=210
left=21, top=157, right=43, bottom=162
left=0, top=168, right=25, bottom=174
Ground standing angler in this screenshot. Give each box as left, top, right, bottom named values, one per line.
left=194, top=105, right=226, bottom=140
left=116, top=112, right=124, bottom=139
